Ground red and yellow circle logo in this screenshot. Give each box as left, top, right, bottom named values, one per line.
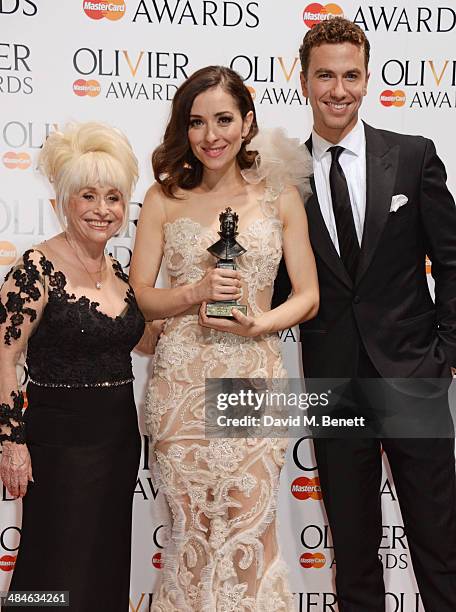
left=83, top=0, right=126, bottom=20
left=300, top=552, right=326, bottom=568
left=152, top=552, right=163, bottom=569
left=73, top=79, right=101, bottom=97
left=291, top=476, right=322, bottom=500
left=0, top=555, right=16, bottom=572
left=303, top=3, right=343, bottom=28
left=2, top=151, right=31, bottom=170
left=379, top=90, right=406, bottom=107
left=0, top=241, right=17, bottom=266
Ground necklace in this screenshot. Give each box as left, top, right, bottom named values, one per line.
left=65, top=232, right=106, bottom=290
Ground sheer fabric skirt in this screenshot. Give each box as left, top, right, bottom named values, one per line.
left=146, top=316, right=295, bottom=611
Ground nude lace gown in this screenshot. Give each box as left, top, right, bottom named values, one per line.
left=145, top=187, right=295, bottom=612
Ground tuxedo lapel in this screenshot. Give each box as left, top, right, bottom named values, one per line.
left=356, top=124, right=399, bottom=284
left=305, top=137, right=353, bottom=289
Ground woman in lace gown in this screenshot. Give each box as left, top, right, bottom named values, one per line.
left=0, top=123, right=146, bottom=611
left=130, top=66, right=318, bottom=611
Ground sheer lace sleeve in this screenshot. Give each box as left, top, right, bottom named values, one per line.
left=0, top=249, right=47, bottom=444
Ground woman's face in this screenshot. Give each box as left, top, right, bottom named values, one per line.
left=188, top=85, right=253, bottom=174
left=66, top=184, right=125, bottom=244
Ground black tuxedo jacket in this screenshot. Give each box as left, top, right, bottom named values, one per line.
left=272, top=123, right=456, bottom=378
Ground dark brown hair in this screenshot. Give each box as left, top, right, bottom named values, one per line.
left=300, top=17, right=370, bottom=77
left=152, top=65, right=258, bottom=198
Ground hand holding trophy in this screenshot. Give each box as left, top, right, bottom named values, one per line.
left=206, top=207, right=248, bottom=318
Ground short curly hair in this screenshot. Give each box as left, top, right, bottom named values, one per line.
left=300, top=17, right=370, bottom=76
left=39, top=122, right=138, bottom=230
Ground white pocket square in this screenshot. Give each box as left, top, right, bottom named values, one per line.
left=390, top=194, right=408, bottom=212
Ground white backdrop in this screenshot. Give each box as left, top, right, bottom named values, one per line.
left=1, top=1, right=456, bottom=610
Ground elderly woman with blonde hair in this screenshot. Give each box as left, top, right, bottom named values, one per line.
left=0, top=122, right=145, bottom=610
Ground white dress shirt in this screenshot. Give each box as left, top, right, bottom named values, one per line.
left=311, top=120, right=367, bottom=254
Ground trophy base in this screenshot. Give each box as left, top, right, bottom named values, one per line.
left=206, top=303, right=248, bottom=318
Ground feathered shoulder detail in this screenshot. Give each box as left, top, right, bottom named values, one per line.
left=241, top=128, right=313, bottom=199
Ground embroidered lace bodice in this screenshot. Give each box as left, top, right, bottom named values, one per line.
left=0, top=249, right=145, bottom=443
left=147, top=188, right=288, bottom=442
left=163, top=190, right=283, bottom=318
left=145, top=187, right=295, bottom=611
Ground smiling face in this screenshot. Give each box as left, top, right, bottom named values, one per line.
left=301, top=42, right=369, bottom=143
left=67, top=184, right=125, bottom=244
left=187, top=85, right=253, bottom=176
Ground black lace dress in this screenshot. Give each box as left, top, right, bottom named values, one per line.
left=0, top=249, right=145, bottom=611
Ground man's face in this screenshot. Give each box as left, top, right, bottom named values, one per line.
left=301, top=42, right=369, bottom=143
left=222, top=216, right=235, bottom=237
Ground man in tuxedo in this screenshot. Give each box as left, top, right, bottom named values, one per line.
left=272, top=17, right=456, bottom=611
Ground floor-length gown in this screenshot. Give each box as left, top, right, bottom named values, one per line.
left=145, top=187, right=296, bottom=611
left=2, top=250, right=145, bottom=611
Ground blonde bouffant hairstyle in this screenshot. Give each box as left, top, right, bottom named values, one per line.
left=38, top=122, right=138, bottom=230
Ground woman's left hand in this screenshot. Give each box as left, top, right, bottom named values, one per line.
left=198, top=303, right=264, bottom=338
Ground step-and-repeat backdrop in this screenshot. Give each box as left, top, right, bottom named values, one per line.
left=1, top=1, right=455, bottom=610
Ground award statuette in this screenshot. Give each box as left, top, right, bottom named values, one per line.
left=206, top=207, right=248, bottom=318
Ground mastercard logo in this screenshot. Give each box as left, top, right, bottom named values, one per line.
left=83, top=0, right=126, bottom=20
left=3, top=151, right=31, bottom=170
left=0, top=241, right=17, bottom=266
left=152, top=552, right=163, bottom=569
left=291, top=476, right=322, bottom=500
left=247, top=85, right=256, bottom=100
left=300, top=552, right=326, bottom=569
left=303, top=3, right=343, bottom=28
left=380, top=90, right=406, bottom=107
left=73, top=79, right=101, bottom=97
left=0, top=555, right=16, bottom=572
